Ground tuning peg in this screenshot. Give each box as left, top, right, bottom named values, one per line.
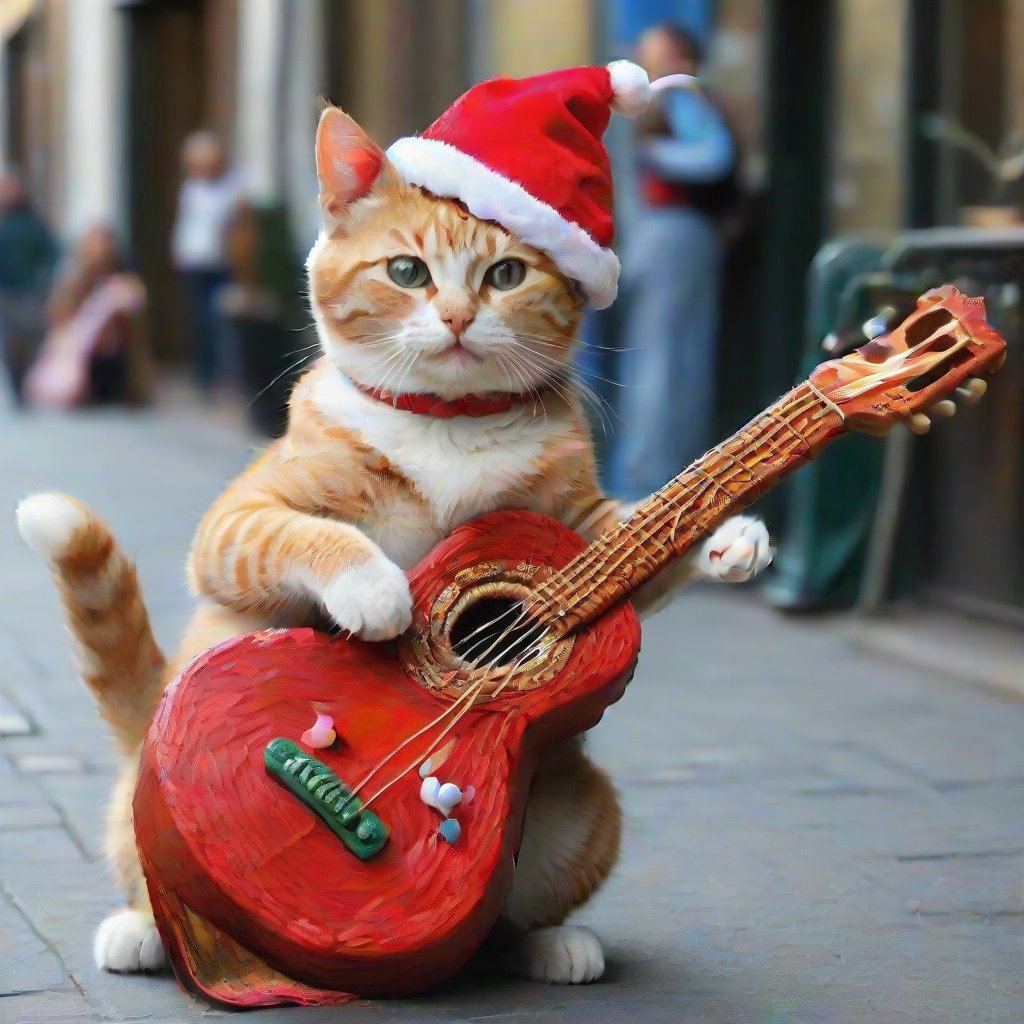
left=955, top=377, right=987, bottom=403
left=930, top=399, right=956, bottom=418
left=907, top=413, right=932, bottom=435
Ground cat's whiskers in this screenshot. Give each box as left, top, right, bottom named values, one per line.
left=248, top=347, right=322, bottom=408
left=513, top=339, right=622, bottom=436
left=499, top=338, right=619, bottom=437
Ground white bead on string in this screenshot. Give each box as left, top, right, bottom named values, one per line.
left=419, top=776, right=463, bottom=815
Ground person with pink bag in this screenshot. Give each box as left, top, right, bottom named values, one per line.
left=25, top=226, right=150, bottom=409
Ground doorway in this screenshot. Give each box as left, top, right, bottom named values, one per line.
left=119, top=0, right=237, bottom=365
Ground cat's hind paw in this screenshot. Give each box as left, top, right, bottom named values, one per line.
left=322, top=553, right=413, bottom=642
left=698, top=515, right=773, bottom=583
left=94, top=909, right=167, bottom=973
left=501, top=925, right=605, bottom=984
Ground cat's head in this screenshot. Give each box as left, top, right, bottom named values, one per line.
left=306, top=108, right=585, bottom=401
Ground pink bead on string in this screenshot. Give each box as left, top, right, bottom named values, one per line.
left=301, top=712, right=336, bottom=749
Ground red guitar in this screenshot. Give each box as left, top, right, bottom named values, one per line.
left=134, top=287, right=1006, bottom=1007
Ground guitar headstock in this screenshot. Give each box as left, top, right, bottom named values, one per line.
left=809, top=286, right=1007, bottom=436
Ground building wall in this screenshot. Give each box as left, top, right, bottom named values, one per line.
left=61, top=0, right=124, bottom=239
left=236, top=0, right=282, bottom=202
left=281, top=0, right=323, bottom=251
left=829, top=0, right=908, bottom=234
left=0, top=0, right=35, bottom=170
left=488, top=0, right=594, bottom=77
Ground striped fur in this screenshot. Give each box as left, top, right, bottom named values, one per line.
left=16, top=106, right=772, bottom=984
left=16, top=494, right=165, bottom=755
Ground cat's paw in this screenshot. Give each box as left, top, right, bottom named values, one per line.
left=94, top=909, right=167, bottom=973
left=501, top=925, right=605, bottom=984
left=321, top=554, right=413, bottom=641
left=697, top=515, right=773, bottom=583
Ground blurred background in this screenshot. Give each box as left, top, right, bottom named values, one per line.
left=1, top=0, right=1022, bottom=635
left=1, top=4, right=1022, bottom=1021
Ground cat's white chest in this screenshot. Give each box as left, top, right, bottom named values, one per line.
left=313, top=373, right=565, bottom=549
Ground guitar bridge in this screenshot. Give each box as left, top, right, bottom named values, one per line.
left=264, top=738, right=388, bottom=860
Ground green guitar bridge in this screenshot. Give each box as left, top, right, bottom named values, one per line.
left=264, top=738, right=389, bottom=860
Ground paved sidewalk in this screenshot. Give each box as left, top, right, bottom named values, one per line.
left=1, top=397, right=1021, bottom=1024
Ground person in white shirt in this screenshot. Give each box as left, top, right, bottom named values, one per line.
left=171, top=131, right=244, bottom=394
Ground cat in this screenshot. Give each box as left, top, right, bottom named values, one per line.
left=16, top=105, right=772, bottom=987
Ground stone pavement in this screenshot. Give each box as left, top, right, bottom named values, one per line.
left=1, top=396, right=1021, bottom=1024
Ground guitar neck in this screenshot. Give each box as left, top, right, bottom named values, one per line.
left=530, top=381, right=848, bottom=637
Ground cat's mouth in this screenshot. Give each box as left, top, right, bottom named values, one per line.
left=433, top=340, right=484, bottom=365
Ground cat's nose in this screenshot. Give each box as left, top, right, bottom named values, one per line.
left=442, top=310, right=476, bottom=339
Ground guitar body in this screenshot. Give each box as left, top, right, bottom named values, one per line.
left=134, top=510, right=641, bottom=1006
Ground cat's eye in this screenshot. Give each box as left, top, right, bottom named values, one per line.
left=485, top=259, right=527, bottom=291
left=387, top=256, right=431, bottom=288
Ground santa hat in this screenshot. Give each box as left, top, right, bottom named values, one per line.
left=386, top=61, right=691, bottom=309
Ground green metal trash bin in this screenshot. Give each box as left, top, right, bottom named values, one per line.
left=761, top=238, right=890, bottom=612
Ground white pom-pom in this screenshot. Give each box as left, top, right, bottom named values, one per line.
left=607, top=60, right=652, bottom=118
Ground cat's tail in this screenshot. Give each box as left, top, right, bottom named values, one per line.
left=16, top=492, right=167, bottom=753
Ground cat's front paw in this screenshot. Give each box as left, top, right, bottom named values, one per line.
left=322, top=554, right=413, bottom=641
left=501, top=925, right=605, bottom=984
left=94, top=909, right=167, bottom=973
left=698, top=515, right=773, bottom=583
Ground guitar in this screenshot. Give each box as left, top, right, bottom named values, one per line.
left=133, top=287, right=1006, bottom=1007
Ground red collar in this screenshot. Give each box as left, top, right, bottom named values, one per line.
left=354, top=382, right=527, bottom=418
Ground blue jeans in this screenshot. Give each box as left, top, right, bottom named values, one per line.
left=605, top=207, right=722, bottom=501
left=181, top=269, right=229, bottom=392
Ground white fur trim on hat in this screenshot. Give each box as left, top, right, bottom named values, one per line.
left=386, top=136, right=620, bottom=309
left=607, top=60, right=652, bottom=118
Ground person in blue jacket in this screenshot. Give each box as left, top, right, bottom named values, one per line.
left=609, top=23, right=740, bottom=499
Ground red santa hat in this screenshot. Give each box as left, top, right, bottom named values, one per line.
left=386, top=60, right=684, bottom=309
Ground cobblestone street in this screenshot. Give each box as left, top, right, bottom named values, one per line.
left=1, top=398, right=1022, bottom=1024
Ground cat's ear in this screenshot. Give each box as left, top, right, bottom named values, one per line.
left=316, top=107, right=390, bottom=229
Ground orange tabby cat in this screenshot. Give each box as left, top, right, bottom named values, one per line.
left=16, top=105, right=771, bottom=985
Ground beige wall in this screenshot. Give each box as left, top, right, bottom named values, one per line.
left=829, top=0, right=908, bottom=234
left=705, top=0, right=766, bottom=189
left=488, top=0, right=594, bottom=78
left=236, top=0, right=282, bottom=201
left=61, top=0, right=124, bottom=238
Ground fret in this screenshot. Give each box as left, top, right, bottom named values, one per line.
left=530, top=384, right=844, bottom=635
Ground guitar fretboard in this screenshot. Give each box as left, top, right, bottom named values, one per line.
left=529, top=381, right=846, bottom=637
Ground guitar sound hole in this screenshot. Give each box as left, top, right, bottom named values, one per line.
left=449, top=597, right=541, bottom=667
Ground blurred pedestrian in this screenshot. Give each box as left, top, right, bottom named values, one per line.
left=0, top=171, right=59, bottom=406
left=171, top=130, right=245, bottom=395
left=24, top=225, right=150, bottom=409
left=609, top=23, right=740, bottom=500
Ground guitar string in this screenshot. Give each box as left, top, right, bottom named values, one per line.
left=455, top=390, right=823, bottom=670
left=461, top=389, right=824, bottom=669
left=330, top=388, right=827, bottom=817
left=336, top=674, right=491, bottom=816
left=469, top=318, right=969, bottom=662
left=359, top=621, right=555, bottom=813
left=335, top=597, right=547, bottom=812
left=533, top=386, right=820, bottom=610
left=309, top=329, right=968, bottom=818
left=527, top=388, right=824, bottom=630
left=340, top=393, right=825, bottom=815
left=358, top=675, right=492, bottom=811
left=338, top=602, right=552, bottom=813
